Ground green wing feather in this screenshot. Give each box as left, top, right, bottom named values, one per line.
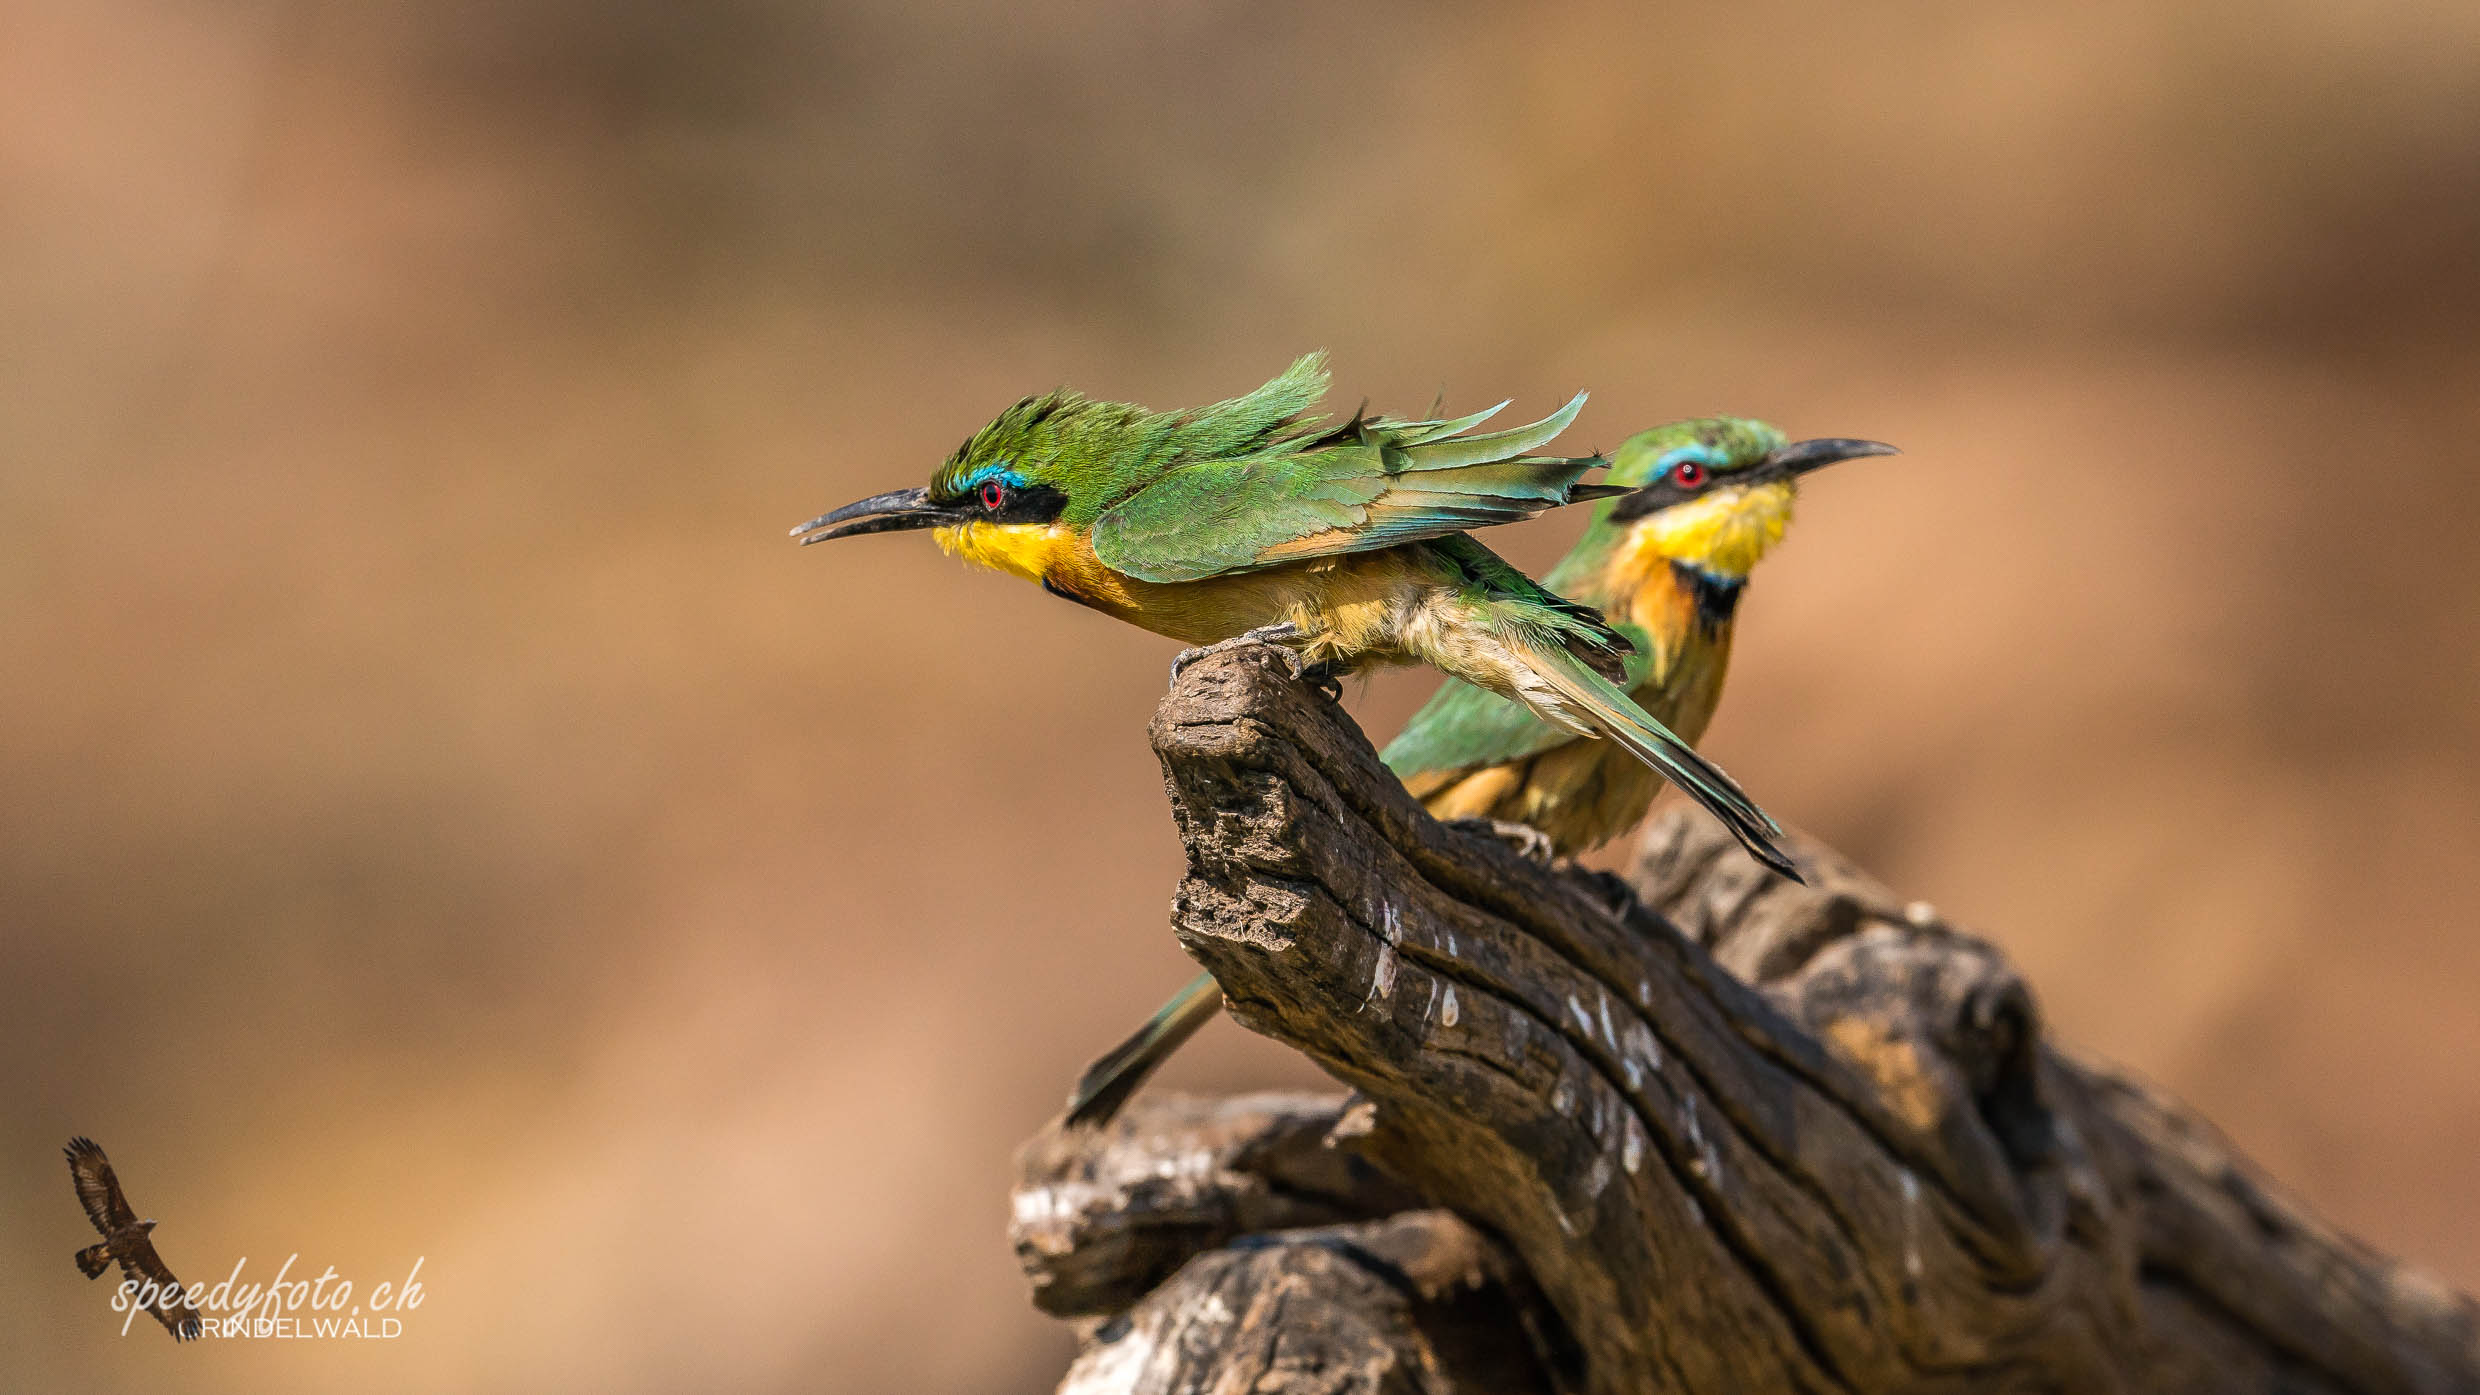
left=1380, top=514, right=1647, bottom=778
left=1090, top=391, right=1612, bottom=584
left=1392, top=532, right=1792, bottom=877
left=1380, top=619, right=1656, bottom=777
left=1511, top=636, right=1795, bottom=879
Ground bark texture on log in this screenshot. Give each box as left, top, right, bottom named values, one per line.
left=1047, top=1205, right=1562, bottom=1395
left=1013, top=1091, right=1424, bottom=1319
left=1015, top=649, right=2479, bottom=1395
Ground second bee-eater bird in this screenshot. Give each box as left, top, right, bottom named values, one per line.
left=1064, top=417, right=1896, bottom=1127
left=1384, top=418, right=1895, bottom=848
left=792, top=354, right=1795, bottom=877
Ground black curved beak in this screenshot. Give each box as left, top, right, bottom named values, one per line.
left=790, top=487, right=958, bottom=545
left=1757, top=437, right=1899, bottom=481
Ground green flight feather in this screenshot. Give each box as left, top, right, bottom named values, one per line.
left=1425, top=532, right=1629, bottom=661
left=1398, top=400, right=1511, bottom=444
left=1509, top=634, right=1794, bottom=877
left=1088, top=368, right=1608, bottom=585
left=1380, top=618, right=1655, bottom=776
left=1390, top=394, right=1586, bottom=469
left=1407, top=532, right=1785, bottom=873
left=1379, top=500, right=1644, bottom=777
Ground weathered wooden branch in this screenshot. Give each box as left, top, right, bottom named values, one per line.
left=1013, top=649, right=2480, bottom=1394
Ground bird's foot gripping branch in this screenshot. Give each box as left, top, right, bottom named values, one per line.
left=1012, top=649, right=2480, bottom=1395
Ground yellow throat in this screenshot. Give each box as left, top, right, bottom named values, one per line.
left=1629, top=480, right=1796, bottom=581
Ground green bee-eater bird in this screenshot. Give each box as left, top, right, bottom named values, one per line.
left=792, top=354, right=1794, bottom=878
left=1062, top=417, right=1895, bottom=1127
left=1384, top=418, right=1895, bottom=846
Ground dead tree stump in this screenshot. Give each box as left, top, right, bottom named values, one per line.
left=1012, top=649, right=2479, bottom=1394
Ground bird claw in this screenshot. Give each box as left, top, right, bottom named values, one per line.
left=1169, top=624, right=1308, bottom=686
left=1446, top=818, right=1560, bottom=866
left=1300, top=662, right=1346, bottom=704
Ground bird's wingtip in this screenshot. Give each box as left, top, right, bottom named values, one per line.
left=1747, top=836, right=1805, bottom=883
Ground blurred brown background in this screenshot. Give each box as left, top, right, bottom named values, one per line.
left=5, top=0, right=2477, bottom=1389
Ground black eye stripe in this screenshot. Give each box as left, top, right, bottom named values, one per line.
left=978, top=481, right=1068, bottom=525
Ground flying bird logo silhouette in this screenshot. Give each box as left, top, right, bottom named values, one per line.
left=65, top=1136, right=202, bottom=1342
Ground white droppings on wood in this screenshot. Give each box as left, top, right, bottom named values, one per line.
left=1569, top=995, right=1595, bottom=1036
left=1013, top=1180, right=1118, bottom=1227
left=1421, top=975, right=1439, bottom=1026
left=1683, top=1095, right=1719, bottom=1186
left=1552, top=1078, right=1577, bottom=1116
left=1446, top=931, right=1458, bottom=958
left=1598, top=992, right=1618, bottom=1050
left=1363, top=942, right=1398, bottom=1009
left=1361, top=901, right=1404, bottom=1011
left=1627, top=1020, right=1662, bottom=1075
left=1622, top=1114, right=1646, bottom=1174
left=1012, top=1187, right=1061, bottom=1227
left=1441, top=985, right=1460, bottom=1027
left=1583, top=1151, right=1614, bottom=1201
left=1901, top=1168, right=1924, bottom=1281
left=1624, top=1056, right=1644, bottom=1091
left=1637, top=977, right=1652, bottom=1007
left=1017, top=1144, right=1222, bottom=1228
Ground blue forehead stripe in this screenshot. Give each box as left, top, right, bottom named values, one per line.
left=1655, top=443, right=1726, bottom=478
left=955, top=462, right=1028, bottom=492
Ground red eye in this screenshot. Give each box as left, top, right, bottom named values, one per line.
left=979, top=479, right=1006, bottom=510
left=1671, top=461, right=1706, bottom=488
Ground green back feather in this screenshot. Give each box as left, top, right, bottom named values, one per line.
left=1377, top=617, right=1655, bottom=775
left=927, top=354, right=1612, bottom=583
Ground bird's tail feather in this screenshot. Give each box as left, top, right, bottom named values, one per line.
left=1064, top=972, right=1224, bottom=1129
left=1516, top=635, right=1802, bottom=881
left=76, top=1242, right=110, bottom=1280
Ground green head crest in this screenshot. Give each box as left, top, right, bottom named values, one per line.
left=926, top=353, right=1331, bottom=520
left=1604, top=418, right=1787, bottom=490
left=923, top=390, right=1136, bottom=520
